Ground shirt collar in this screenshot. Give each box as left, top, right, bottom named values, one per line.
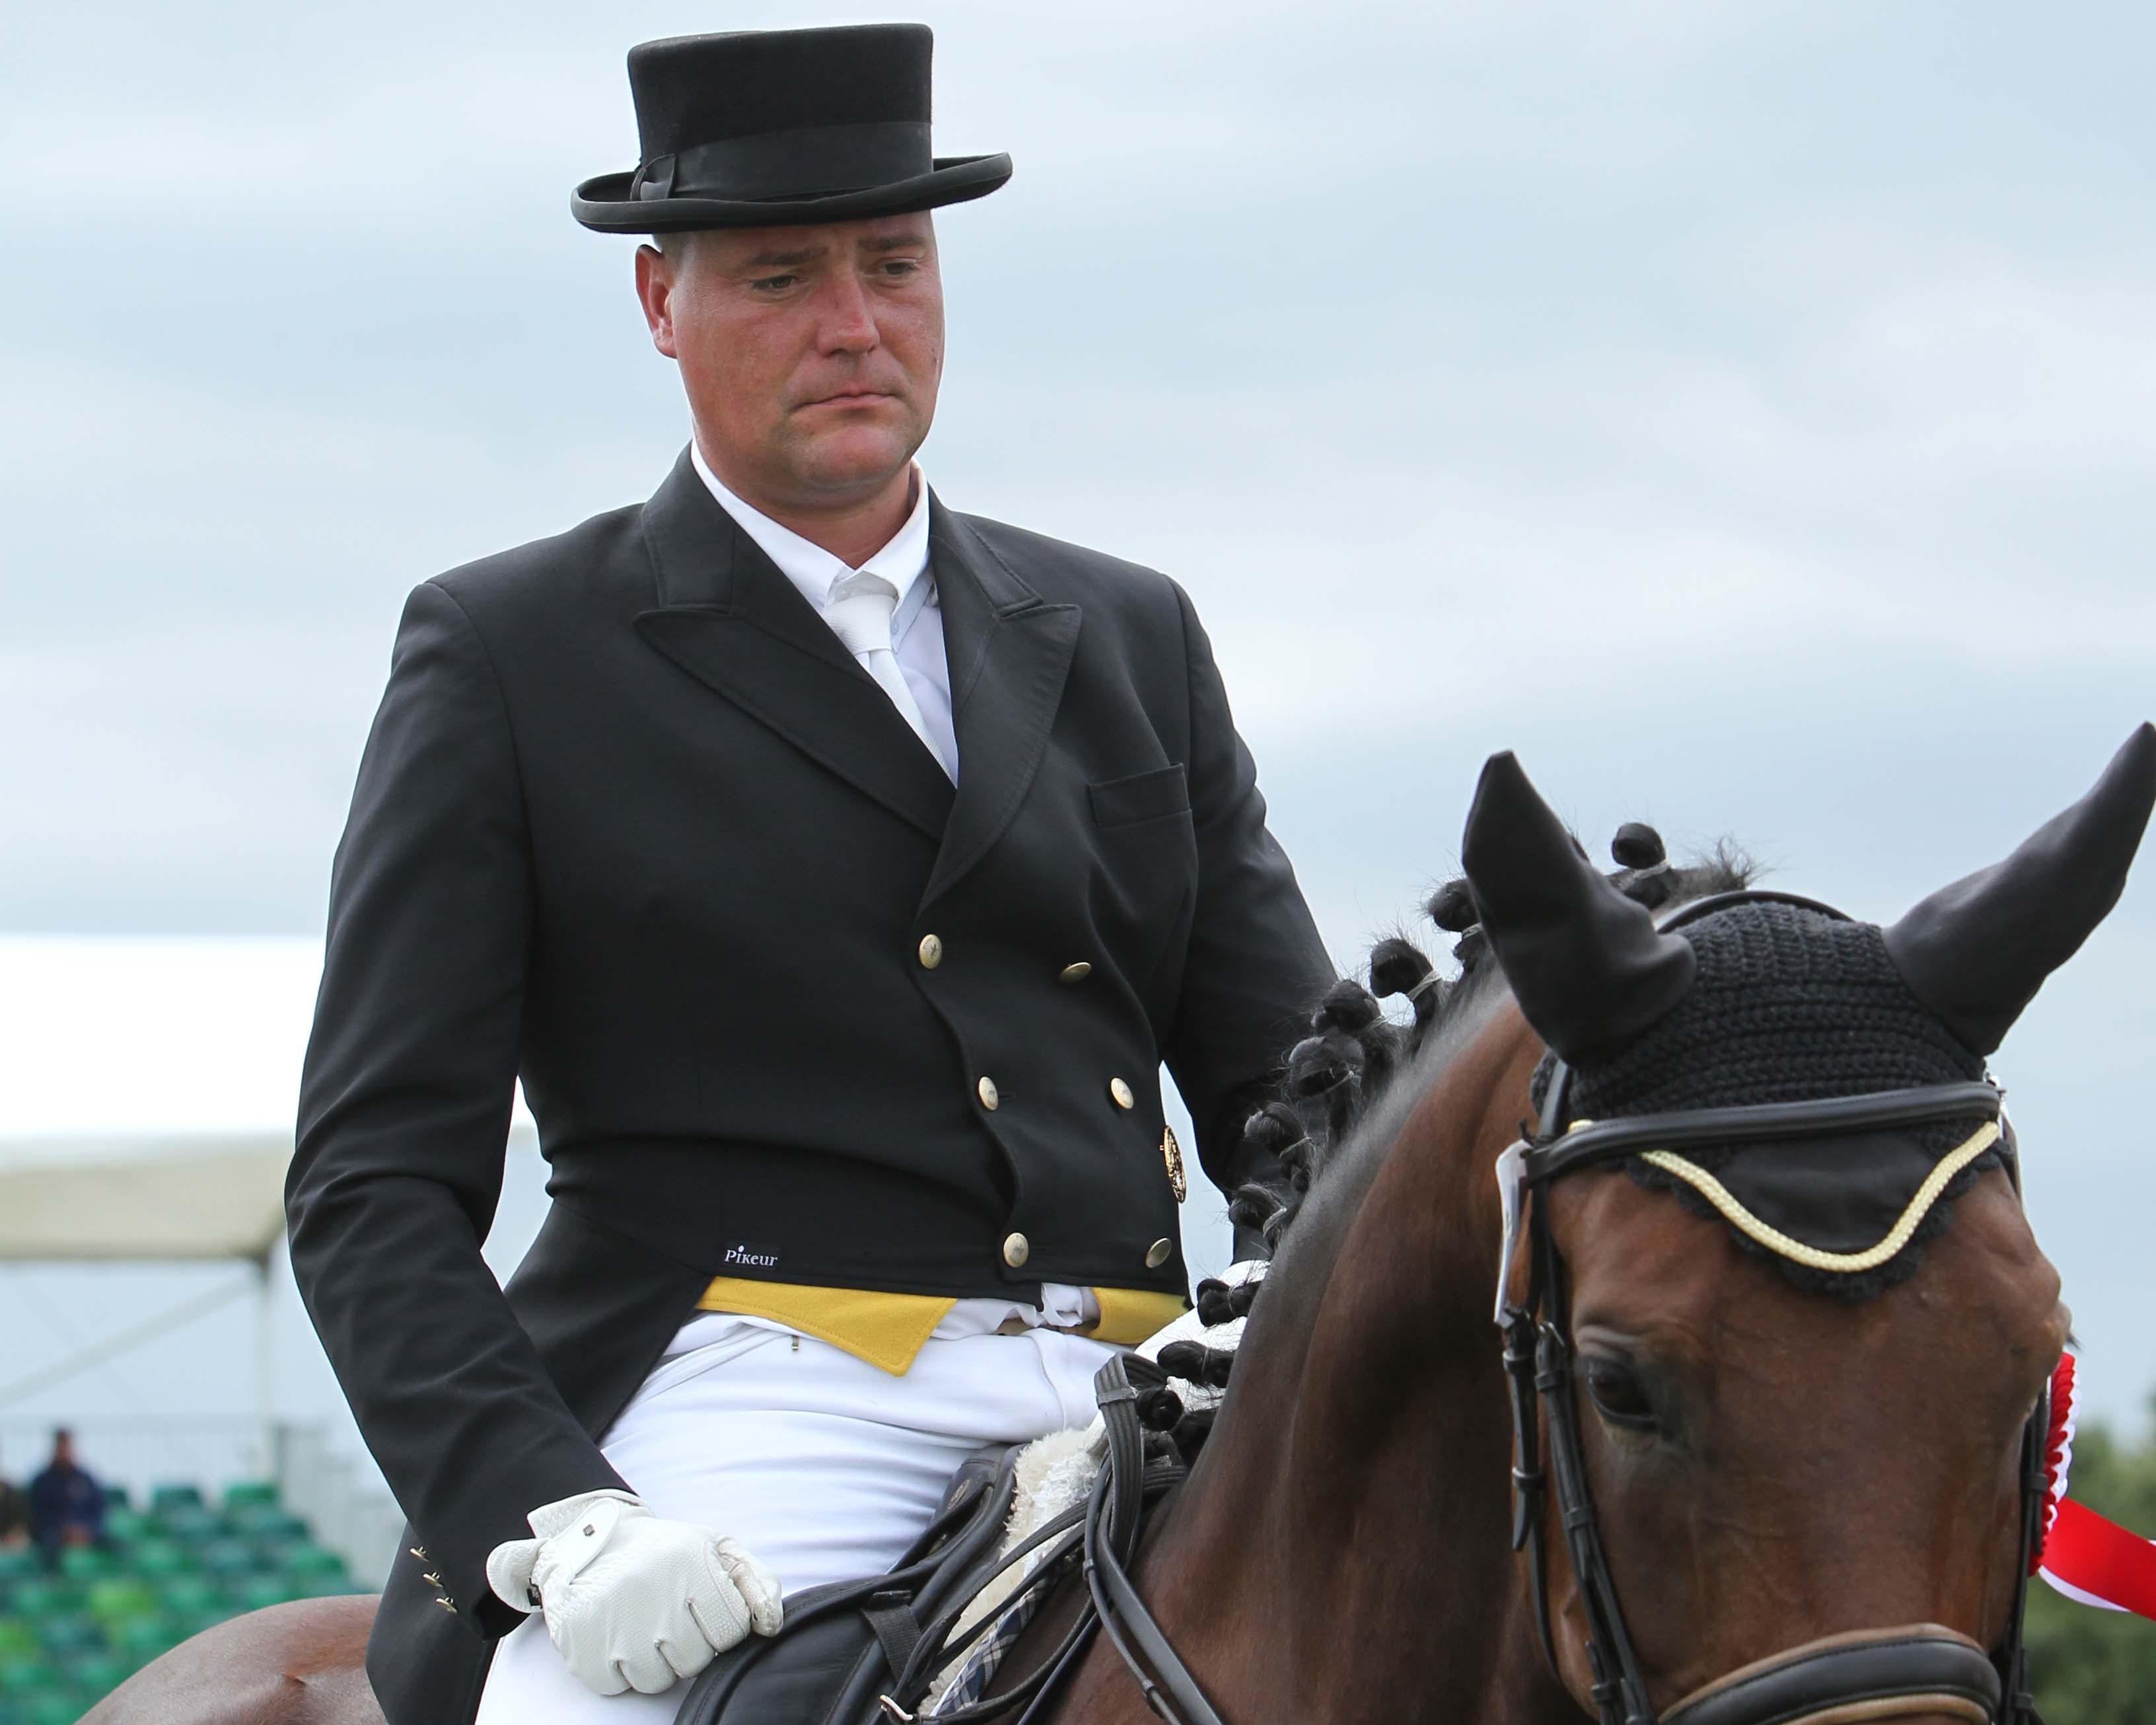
left=690, top=441, right=932, bottom=616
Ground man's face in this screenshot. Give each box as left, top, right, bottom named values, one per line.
left=52, top=1434, right=71, bottom=1467
left=635, top=214, right=944, bottom=513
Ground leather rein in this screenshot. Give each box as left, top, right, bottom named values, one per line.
left=1065, top=889, right=2048, bottom=1725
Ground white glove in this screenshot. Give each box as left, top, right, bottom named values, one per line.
left=485, top=1488, right=783, bottom=1695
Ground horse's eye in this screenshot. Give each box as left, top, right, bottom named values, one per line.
left=1583, top=1356, right=1656, bottom=1428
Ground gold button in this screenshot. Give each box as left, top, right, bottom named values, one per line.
left=977, top=1075, right=1000, bottom=1111
left=1059, top=961, right=1093, bottom=984
left=1003, top=1231, right=1031, bottom=1268
left=1145, top=1237, right=1173, bottom=1270
left=1161, top=1125, right=1187, bottom=1203
left=1109, top=1077, right=1135, bottom=1110
left=434, top=1596, right=458, bottom=1613
left=917, top=934, right=943, bottom=969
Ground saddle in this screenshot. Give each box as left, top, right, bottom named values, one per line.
left=674, top=1358, right=1190, bottom=1725
left=671, top=1443, right=1024, bottom=1725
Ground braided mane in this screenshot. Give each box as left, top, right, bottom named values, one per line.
left=1145, top=825, right=1754, bottom=1463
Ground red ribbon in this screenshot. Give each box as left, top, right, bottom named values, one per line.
left=2034, top=1350, right=2156, bottom=1620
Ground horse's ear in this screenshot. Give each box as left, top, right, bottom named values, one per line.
left=1884, top=722, right=2156, bottom=1056
left=1461, top=751, right=1698, bottom=1061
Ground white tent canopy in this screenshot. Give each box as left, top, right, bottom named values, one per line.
left=0, top=935, right=535, bottom=1264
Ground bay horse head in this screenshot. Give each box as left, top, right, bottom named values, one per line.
left=1063, top=725, right=2153, bottom=1725
left=1457, top=724, right=2156, bottom=1725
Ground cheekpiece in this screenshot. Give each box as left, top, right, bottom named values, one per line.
left=571, top=24, right=1012, bottom=234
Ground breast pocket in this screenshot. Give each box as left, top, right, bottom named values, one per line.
left=1088, top=763, right=1190, bottom=829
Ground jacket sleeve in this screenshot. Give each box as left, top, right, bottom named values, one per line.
left=1159, top=581, right=1336, bottom=1225
left=287, top=581, right=628, bottom=1639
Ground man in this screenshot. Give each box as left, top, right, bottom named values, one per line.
left=26, top=1429, right=103, bottom=1569
left=0, top=1441, right=33, bottom=1549
left=288, top=24, right=1331, bottom=1725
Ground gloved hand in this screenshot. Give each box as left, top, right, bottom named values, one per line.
left=485, top=1488, right=783, bottom=1695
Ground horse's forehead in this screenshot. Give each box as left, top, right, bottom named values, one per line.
left=1556, top=1163, right=2058, bottom=1372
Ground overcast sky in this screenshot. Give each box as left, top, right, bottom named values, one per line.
left=3, top=2, right=2155, bottom=1435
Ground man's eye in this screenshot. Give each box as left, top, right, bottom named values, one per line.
left=750, top=274, right=800, bottom=293
left=878, top=260, right=921, bottom=277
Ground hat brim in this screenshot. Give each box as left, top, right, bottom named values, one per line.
left=571, top=153, right=1011, bottom=234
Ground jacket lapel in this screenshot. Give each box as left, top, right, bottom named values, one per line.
left=922, top=498, right=1081, bottom=908
left=632, top=452, right=956, bottom=842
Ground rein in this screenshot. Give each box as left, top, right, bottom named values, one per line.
left=991, top=893, right=2052, bottom=1725
left=1495, top=890, right=2046, bottom=1725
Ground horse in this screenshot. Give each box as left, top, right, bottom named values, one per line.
left=86, top=723, right=2155, bottom=1725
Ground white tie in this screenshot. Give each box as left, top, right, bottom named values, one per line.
left=824, top=572, right=952, bottom=780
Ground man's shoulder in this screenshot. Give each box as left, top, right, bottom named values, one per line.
left=947, top=509, right=1188, bottom=627
left=423, top=496, right=653, bottom=626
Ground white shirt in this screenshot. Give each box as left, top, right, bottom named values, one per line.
left=688, top=441, right=1094, bottom=1337
left=691, top=445, right=958, bottom=780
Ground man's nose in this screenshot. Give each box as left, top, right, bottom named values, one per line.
left=814, top=269, right=880, bottom=355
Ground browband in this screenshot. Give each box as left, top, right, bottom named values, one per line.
left=1525, top=1081, right=2008, bottom=1185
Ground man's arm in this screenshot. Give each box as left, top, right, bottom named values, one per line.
left=287, top=581, right=627, bottom=1638
left=1159, top=581, right=1336, bottom=1245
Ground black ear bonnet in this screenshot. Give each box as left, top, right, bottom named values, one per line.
left=1472, top=723, right=2155, bottom=1300
left=1530, top=900, right=1995, bottom=1299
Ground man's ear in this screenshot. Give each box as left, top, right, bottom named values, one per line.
left=634, top=242, right=680, bottom=359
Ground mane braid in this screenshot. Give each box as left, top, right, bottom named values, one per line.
left=1159, top=828, right=1753, bottom=1462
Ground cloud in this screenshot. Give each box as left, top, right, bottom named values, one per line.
left=2, top=1, right=2153, bottom=1424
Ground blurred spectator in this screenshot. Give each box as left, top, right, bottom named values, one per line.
left=0, top=1442, right=26, bottom=1547
left=28, top=1427, right=104, bottom=1566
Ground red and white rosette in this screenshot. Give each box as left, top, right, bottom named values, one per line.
left=2036, top=1349, right=2156, bottom=1620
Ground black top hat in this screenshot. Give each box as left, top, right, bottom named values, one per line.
left=571, top=24, right=1010, bottom=234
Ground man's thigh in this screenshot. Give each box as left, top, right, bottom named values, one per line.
left=474, top=1319, right=1110, bottom=1725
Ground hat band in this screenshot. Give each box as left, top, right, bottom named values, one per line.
left=635, top=121, right=935, bottom=203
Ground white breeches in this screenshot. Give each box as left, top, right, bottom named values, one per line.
left=472, top=1311, right=1114, bottom=1725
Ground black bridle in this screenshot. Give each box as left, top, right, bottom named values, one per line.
left=1024, top=891, right=2050, bottom=1725
left=1497, top=890, right=2048, bottom=1725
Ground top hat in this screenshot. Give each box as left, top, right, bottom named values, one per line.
left=571, top=24, right=1011, bottom=234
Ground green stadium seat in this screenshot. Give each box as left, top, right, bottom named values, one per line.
left=102, top=1506, right=155, bottom=1543
left=22, top=1693, right=85, bottom=1725
left=155, top=1575, right=224, bottom=1617
left=194, top=1539, right=261, bottom=1578
left=65, top=1649, right=129, bottom=1695
left=155, top=1505, right=225, bottom=1544
left=222, top=1481, right=278, bottom=1511
left=231, top=1575, right=303, bottom=1611
left=126, top=1539, right=194, bottom=1578
left=110, top=1615, right=180, bottom=1667
left=232, top=1508, right=308, bottom=1543
left=172, top=1606, right=233, bottom=1641
left=57, top=1545, right=119, bottom=1582
left=0, top=1550, right=39, bottom=1584
left=0, top=1622, right=35, bottom=1662
left=5, top=1582, right=85, bottom=1618
left=276, top=1543, right=347, bottom=1580
left=100, top=1485, right=127, bottom=1510
left=0, top=1663, right=58, bottom=1699
left=149, top=1484, right=202, bottom=1514
left=33, top=1616, right=102, bottom=1659
left=85, top=1577, right=158, bottom=1623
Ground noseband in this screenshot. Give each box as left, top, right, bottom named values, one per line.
left=1495, top=889, right=2047, bottom=1725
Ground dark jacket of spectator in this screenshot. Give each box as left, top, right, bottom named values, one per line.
left=27, top=1458, right=103, bottom=1549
